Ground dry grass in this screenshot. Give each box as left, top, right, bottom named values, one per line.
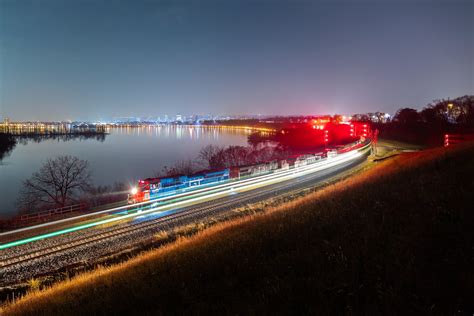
left=2, top=142, right=473, bottom=315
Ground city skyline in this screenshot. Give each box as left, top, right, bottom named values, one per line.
left=1, top=0, right=472, bottom=121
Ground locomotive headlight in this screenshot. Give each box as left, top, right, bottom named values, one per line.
left=131, top=187, right=138, bottom=195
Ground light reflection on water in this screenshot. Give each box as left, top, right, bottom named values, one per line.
left=0, top=126, right=249, bottom=217
left=111, top=125, right=252, bottom=140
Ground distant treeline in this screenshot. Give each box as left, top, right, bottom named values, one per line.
left=15, top=132, right=106, bottom=145
left=0, top=134, right=17, bottom=161
left=374, top=95, right=474, bottom=146
left=0, top=133, right=107, bottom=162
left=0, top=124, right=107, bottom=135
left=242, top=95, right=474, bottom=147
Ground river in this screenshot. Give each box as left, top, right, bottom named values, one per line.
left=0, top=126, right=249, bottom=217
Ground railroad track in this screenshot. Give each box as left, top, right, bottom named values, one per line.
left=1, top=191, right=260, bottom=267
left=0, top=153, right=367, bottom=272
left=0, top=170, right=322, bottom=267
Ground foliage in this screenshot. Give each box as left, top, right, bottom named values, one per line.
left=424, top=95, right=474, bottom=126
left=393, top=108, right=421, bottom=126
left=377, top=95, right=474, bottom=146
left=155, top=144, right=290, bottom=178
left=199, top=144, right=289, bottom=169
left=0, top=133, right=17, bottom=161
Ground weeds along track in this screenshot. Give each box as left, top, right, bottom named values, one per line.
left=1, top=154, right=366, bottom=271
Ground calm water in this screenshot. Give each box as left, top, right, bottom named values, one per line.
left=0, top=126, right=249, bottom=217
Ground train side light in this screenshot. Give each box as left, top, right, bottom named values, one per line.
left=131, top=187, right=138, bottom=195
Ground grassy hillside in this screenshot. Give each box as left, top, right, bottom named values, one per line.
left=2, top=143, right=473, bottom=315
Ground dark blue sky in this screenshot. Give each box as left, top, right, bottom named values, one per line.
left=1, top=0, right=472, bottom=120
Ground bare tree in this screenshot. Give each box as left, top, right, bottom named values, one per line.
left=221, top=146, right=249, bottom=167
left=198, top=144, right=225, bottom=169
left=158, top=159, right=198, bottom=177
left=251, top=146, right=276, bottom=164
left=18, top=155, right=91, bottom=212
left=198, top=144, right=291, bottom=169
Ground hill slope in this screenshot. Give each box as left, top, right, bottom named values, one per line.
left=3, top=143, right=474, bottom=315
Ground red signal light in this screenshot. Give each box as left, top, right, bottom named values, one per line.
left=444, top=134, right=449, bottom=147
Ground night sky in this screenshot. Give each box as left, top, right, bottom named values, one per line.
left=1, top=0, right=472, bottom=121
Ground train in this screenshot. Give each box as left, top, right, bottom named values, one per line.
left=128, top=169, right=230, bottom=204
left=128, top=143, right=364, bottom=204
left=128, top=160, right=282, bottom=204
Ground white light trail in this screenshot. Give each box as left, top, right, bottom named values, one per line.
left=1, top=143, right=370, bottom=240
